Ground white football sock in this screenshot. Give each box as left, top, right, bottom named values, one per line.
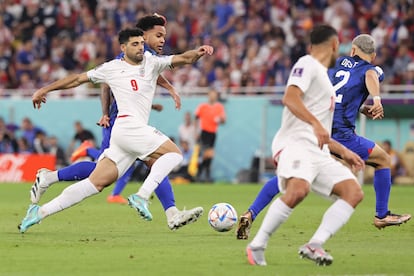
left=40, top=179, right=99, bottom=218
left=165, top=206, right=179, bottom=221
left=46, top=170, right=59, bottom=186
left=137, top=152, right=182, bottom=200
left=250, top=197, right=293, bottom=249
left=309, top=199, right=354, bottom=245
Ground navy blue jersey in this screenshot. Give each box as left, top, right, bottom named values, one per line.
left=329, top=55, right=384, bottom=139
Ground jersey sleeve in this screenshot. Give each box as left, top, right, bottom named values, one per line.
left=87, top=62, right=110, bottom=84
left=374, top=66, right=385, bottom=82
left=286, top=57, right=314, bottom=94
left=151, top=54, right=174, bottom=74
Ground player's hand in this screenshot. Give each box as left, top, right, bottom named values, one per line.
left=342, top=149, right=365, bottom=172
left=152, top=104, right=163, bottom=112
left=171, top=91, right=181, bottom=110
left=96, top=115, right=110, bottom=128
left=368, top=99, right=384, bottom=120
left=32, top=90, right=47, bottom=109
left=198, top=45, right=214, bottom=57
left=313, top=123, right=330, bottom=149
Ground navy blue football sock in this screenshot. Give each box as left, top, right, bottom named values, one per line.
left=155, top=177, right=176, bottom=211
left=58, top=161, right=96, bottom=181
left=374, top=168, right=391, bottom=218
left=86, top=147, right=101, bottom=160
left=248, top=176, right=279, bottom=221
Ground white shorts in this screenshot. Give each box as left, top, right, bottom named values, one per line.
left=275, top=141, right=357, bottom=199
left=99, top=117, right=169, bottom=177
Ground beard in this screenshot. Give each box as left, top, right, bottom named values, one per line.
left=128, top=52, right=144, bottom=64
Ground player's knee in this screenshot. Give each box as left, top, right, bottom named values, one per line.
left=283, top=181, right=310, bottom=207
left=344, top=184, right=364, bottom=207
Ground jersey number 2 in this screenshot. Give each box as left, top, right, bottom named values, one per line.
left=333, top=70, right=350, bottom=103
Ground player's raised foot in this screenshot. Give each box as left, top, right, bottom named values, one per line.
left=18, top=204, right=42, bottom=233
left=168, top=207, right=204, bottom=230
left=127, top=194, right=152, bottom=221
left=70, top=140, right=94, bottom=163
left=30, top=168, right=52, bottom=204
left=374, top=211, right=412, bottom=229
left=236, top=211, right=252, bottom=240
left=298, top=243, right=333, bottom=266
left=246, top=244, right=267, bottom=266
left=107, top=195, right=128, bottom=204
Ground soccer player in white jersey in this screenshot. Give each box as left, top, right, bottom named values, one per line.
left=18, top=28, right=214, bottom=233
left=246, top=25, right=365, bottom=266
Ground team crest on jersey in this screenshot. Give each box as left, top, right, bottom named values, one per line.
left=292, top=67, right=303, bottom=77
left=292, top=160, right=300, bottom=169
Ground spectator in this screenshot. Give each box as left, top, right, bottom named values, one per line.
left=47, top=135, right=68, bottom=169
left=33, top=130, right=48, bottom=154
left=67, top=120, right=95, bottom=155
left=19, top=117, right=44, bottom=151
left=171, top=140, right=194, bottom=183
left=0, top=117, right=18, bottom=153
left=382, top=140, right=408, bottom=183
left=15, top=39, right=38, bottom=83
left=178, top=111, right=197, bottom=149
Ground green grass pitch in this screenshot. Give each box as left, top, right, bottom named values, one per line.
left=1, top=182, right=413, bottom=276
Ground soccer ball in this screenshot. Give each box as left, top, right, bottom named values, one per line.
left=208, top=202, right=238, bottom=232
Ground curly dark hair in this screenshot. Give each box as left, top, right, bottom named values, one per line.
left=136, top=14, right=166, bottom=31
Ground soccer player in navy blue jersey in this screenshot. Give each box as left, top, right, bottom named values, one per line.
left=236, top=34, right=411, bottom=240
left=328, top=34, right=410, bottom=229
left=30, top=14, right=203, bottom=231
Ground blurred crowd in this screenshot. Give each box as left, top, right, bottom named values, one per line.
left=0, top=115, right=99, bottom=168
left=0, top=0, right=414, bottom=96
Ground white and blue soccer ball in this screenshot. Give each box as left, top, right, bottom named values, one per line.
left=208, top=202, right=238, bottom=232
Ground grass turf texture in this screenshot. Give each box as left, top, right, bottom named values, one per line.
left=0, top=182, right=413, bottom=276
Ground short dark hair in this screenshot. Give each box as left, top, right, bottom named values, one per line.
left=136, top=15, right=166, bottom=31
left=118, top=28, right=144, bottom=44
left=310, top=24, right=338, bottom=45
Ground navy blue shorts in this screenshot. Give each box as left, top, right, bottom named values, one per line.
left=333, top=133, right=375, bottom=161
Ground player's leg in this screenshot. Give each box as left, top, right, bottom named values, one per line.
left=30, top=161, right=97, bottom=204
left=153, top=175, right=203, bottom=230
left=236, top=176, right=279, bottom=240
left=248, top=177, right=308, bottom=266
left=247, top=145, right=310, bottom=266
left=367, top=143, right=411, bottom=228
left=299, top=160, right=363, bottom=266
left=128, top=132, right=183, bottom=221
left=19, top=157, right=122, bottom=233
left=70, top=140, right=95, bottom=163
left=107, top=161, right=138, bottom=204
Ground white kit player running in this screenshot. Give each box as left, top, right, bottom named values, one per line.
left=246, top=25, right=365, bottom=266
left=19, top=28, right=214, bottom=233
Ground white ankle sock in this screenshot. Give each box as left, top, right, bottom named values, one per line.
left=137, top=152, right=182, bottom=200
left=46, top=170, right=59, bottom=186
left=250, top=197, right=293, bottom=248
left=165, top=206, right=179, bottom=221
left=309, top=199, right=354, bottom=245
left=40, top=179, right=99, bottom=218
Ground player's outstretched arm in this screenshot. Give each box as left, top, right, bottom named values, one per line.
left=156, top=75, right=181, bottom=110
left=171, top=45, right=214, bottom=67
left=32, top=72, right=90, bottom=109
